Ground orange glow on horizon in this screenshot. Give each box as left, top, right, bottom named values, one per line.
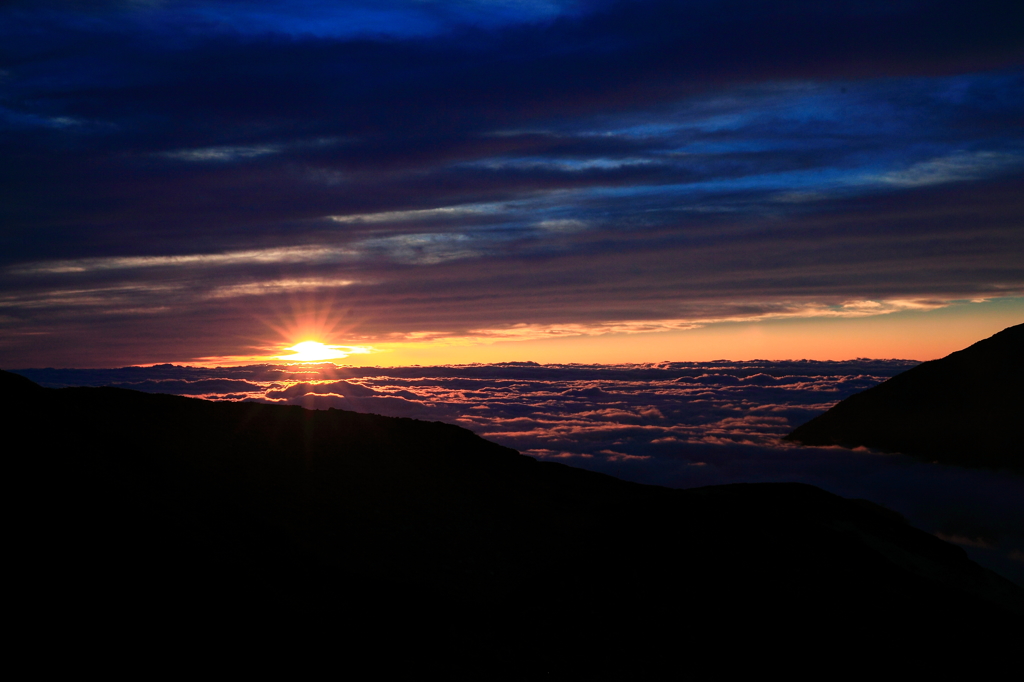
left=361, top=300, right=1024, bottom=366
left=171, top=297, right=1021, bottom=368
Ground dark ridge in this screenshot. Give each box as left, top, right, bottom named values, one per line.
left=4, top=369, right=1021, bottom=669
left=0, top=367, right=45, bottom=394
left=785, top=323, right=1024, bottom=472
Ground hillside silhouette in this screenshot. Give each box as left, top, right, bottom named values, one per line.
left=787, top=323, right=1023, bottom=472
left=4, top=369, right=1021, bottom=671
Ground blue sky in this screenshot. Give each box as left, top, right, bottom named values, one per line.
left=1, top=1, right=1022, bottom=365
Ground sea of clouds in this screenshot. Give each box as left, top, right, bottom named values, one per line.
left=15, top=360, right=1024, bottom=584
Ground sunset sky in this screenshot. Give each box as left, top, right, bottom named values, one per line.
left=2, top=1, right=1022, bottom=367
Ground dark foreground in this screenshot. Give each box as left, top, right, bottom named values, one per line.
left=787, top=323, right=1023, bottom=472
left=5, top=369, right=1021, bottom=673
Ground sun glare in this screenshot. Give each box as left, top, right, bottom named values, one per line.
left=279, top=341, right=351, bottom=362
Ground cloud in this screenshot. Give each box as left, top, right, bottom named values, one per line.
left=0, top=1, right=1020, bottom=585
left=386, top=298, right=955, bottom=345
left=356, top=233, right=486, bottom=265
left=265, top=380, right=379, bottom=399
left=10, top=358, right=1021, bottom=583
left=206, top=278, right=356, bottom=298
left=107, top=379, right=265, bottom=395
left=869, top=151, right=1022, bottom=188
left=329, top=203, right=505, bottom=225
left=162, top=145, right=281, bottom=163
left=9, top=246, right=359, bottom=276
left=0, top=2, right=1022, bottom=369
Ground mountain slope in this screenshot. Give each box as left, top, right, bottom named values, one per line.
left=786, top=323, right=1023, bottom=472
left=4, top=369, right=1022, bottom=670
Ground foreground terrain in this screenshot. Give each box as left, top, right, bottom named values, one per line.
left=5, top=369, right=1021, bottom=671
left=787, top=323, right=1023, bottom=472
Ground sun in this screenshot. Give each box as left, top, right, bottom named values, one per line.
left=243, top=294, right=375, bottom=365
left=279, top=341, right=351, bottom=362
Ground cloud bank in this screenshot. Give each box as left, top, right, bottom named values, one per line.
left=13, top=359, right=1023, bottom=584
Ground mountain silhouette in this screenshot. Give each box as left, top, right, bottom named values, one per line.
left=4, top=369, right=1021, bottom=670
left=786, top=323, right=1023, bottom=472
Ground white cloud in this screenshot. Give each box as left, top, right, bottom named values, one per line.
left=328, top=202, right=505, bottom=224
left=357, top=233, right=484, bottom=264
left=536, top=219, right=587, bottom=232
left=10, top=245, right=358, bottom=275
left=869, top=151, right=1021, bottom=188
left=465, top=156, right=653, bottom=171
left=0, top=283, right=180, bottom=309
left=206, top=278, right=356, bottom=298
left=162, top=145, right=280, bottom=162
left=383, top=298, right=951, bottom=346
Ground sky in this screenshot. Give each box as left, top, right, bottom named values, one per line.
left=15, top=358, right=1023, bottom=584
left=1, top=1, right=1023, bottom=367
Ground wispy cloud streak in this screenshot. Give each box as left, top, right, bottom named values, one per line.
left=0, top=0, right=1021, bottom=365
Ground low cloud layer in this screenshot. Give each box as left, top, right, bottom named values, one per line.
left=14, top=359, right=1024, bottom=584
